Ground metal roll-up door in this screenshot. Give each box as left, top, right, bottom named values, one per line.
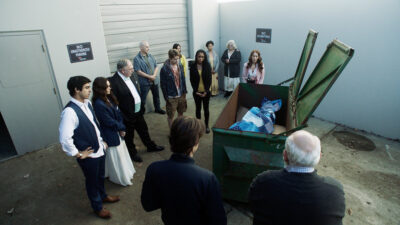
left=100, top=0, right=189, bottom=72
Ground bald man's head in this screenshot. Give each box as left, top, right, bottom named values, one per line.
left=284, top=130, right=321, bottom=167
left=139, top=41, right=150, bottom=54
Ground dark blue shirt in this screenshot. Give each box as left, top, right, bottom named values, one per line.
left=141, top=153, right=227, bottom=225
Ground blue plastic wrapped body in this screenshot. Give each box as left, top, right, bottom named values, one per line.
left=229, top=97, right=282, bottom=134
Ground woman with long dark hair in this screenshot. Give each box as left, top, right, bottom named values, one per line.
left=242, top=50, right=265, bottom=84
left=190, top=50, right=212, bottom=133
left=92, top=77, right=135, bottom=186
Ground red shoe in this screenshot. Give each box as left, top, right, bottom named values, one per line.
left=103, top=195, right=120, bottom=203
left=95, top=208, right=111, bottom=219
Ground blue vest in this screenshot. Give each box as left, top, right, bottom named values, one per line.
left=65, top=101, right=101, bottom=153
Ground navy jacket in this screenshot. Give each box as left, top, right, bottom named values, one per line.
left=221, top=49, right=241, bottom=78
left=141, top=153, right=227, bottom=225
left=249, top=169, right=345, bottom=225
left=160, top=60, right=187, bottom=100
left=93, top=98, right=125, bottom=147
left=66, top=101, right=100, bottom=152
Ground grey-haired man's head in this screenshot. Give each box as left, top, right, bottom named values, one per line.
left=284, top=130, right=321, bottom=167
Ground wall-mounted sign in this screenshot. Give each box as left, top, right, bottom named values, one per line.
left=256, top=28, right=272, bottom=43
left=67, top=42, right=93, bottom=63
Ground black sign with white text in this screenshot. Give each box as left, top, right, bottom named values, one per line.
left=67, top=42, right=93, bottom=63
left=256, top=28, right=272, bottom=43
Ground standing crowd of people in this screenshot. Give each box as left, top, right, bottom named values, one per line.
left=58, top=39, right=345, bottom=224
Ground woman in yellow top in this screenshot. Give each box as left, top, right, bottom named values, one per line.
left=173, top=43, right=187, bottom=77
left=205, top=40, right=220, bottom=96
left=190, top=50, right=212, bottom=133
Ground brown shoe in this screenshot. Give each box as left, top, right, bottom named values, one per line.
left=95, top=208, right=111, bottom=219
left=103, top=195, right=120, bottom=203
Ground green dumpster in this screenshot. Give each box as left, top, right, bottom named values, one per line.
left=212, top=30, right=354, bottom=203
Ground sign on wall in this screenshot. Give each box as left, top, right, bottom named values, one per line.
left=256, top=28, right=272, bottom=43
left=67, top=42, right=94, bottom=63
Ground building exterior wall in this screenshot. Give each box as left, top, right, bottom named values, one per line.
left=188, top=0, right=220, bottom=58
left=0, top=0, right=111, bottom=106
left=100, top=0, right=190, bottom=73
left=220, top=0, right=400, bottom=139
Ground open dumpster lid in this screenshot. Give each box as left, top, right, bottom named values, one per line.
left=295, top=39, right=355, bottom=126
left=291, top=29, right=318, bottom=98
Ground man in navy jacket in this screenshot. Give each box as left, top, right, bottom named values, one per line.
left=141, top=116, right=227, bottom=225
left=160, top=49, right=187, bottom=127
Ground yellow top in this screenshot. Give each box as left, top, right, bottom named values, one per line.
left=180, top=54, right=187, bottom=77
left=209, top=54, right=214, bottom=70
left=197, top=69, right=205, bottom=92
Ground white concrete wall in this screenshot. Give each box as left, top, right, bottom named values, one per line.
left=0, top=0, right=110, bottom=105
left=219, top=0, right=400, bottom=139
left=188, top=0, right=220, bottom=58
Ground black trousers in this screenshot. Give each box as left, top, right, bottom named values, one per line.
left=193, top=92, right=210, bottom=127
left=123, top=113, right=155, bottom=156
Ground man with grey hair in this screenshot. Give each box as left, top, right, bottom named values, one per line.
left=109, top=59, right=164, bottom=163
left=134, top=41, right=166, bottom=114
left=249, top=130, right=345, bottom=225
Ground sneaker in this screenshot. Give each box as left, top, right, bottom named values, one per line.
left=131, top=154, right=143, bottom=162
left=147, top=145, right=165, bottom=152
left=155, top=109, right=166, bottom=114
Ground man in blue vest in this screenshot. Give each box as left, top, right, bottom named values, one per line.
left=59, top=76, right=120, bottom=219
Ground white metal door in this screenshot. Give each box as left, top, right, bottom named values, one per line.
left=0, top=31, right=61, bottom=155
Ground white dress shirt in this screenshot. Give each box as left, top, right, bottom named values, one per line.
left=59, top=97, right=104, bottom=158
left=118, top=71, right=141, bottom=105
left=285, top=165, right=315, bottom=173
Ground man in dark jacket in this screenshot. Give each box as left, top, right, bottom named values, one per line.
left=108, top=59, right=164, bottom=163
left=249, top=130, right=345, bottom=225
left=160, top=49, right=187, bottom=127
left=141, top=116, right=227, bottom=225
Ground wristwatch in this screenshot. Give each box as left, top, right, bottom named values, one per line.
left=77, top=152, right=83, bottom=158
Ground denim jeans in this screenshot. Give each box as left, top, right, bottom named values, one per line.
left=140, top=83, right=161, bottom=112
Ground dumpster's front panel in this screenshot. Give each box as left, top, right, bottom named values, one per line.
left=213, top=129, right=286, bottom=202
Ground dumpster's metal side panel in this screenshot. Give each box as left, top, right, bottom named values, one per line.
left=296, top=40, right=354, bottom=125
left=292, top=29, right=318, bottom=98
left=213, top=129, right=286, bottom=202
left=214, top=86, right=239, bottom=129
